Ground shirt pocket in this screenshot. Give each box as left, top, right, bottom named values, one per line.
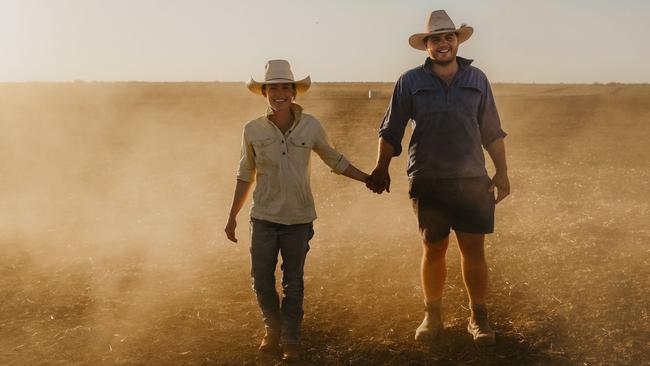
left=457, top=85, right=483, bottom=120
left=409, top=86, right=445, bottom=157
left=412, top=85, right=447, bottom=128
left=251, top=137, right=279, bottom=169
left=288, top=136, right=314, bottom=167
left=412, top=85, right=446, bottom=116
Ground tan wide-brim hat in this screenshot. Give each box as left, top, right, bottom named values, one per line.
left=408, top=10, right=473, bottom=51
left=246, top=59, right=311, bottom=95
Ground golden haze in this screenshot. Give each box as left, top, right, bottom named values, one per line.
left=0, top=82, right=648, bottom=364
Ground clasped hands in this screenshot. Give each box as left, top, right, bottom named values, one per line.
left=365, top=165, right=391, bottom=194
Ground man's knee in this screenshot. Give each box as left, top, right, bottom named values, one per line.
left=456, top=232, right=486, bottom=259
left=422, top=237, right=449, bottom=262
left=458, top=244, right=486, bottom=262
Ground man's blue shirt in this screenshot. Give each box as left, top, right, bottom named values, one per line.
left=379, top=57, right=506, bottom=179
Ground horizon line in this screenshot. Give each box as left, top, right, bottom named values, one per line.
left=1, top=80, right=647, bottom=86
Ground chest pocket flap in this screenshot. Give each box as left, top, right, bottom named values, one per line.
left=411, top=83, right=445, bottom=118
left=288, top=136, right=314, bottom=149
left=251, top=137, right=276, bottom=148
left=458, top=85, right=483, bottom=115
left=459, top=85, right=482, bottom=94
left=251, top=137, right=277, bottom=163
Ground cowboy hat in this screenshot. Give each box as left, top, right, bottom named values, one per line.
left=408, top=10, right=473, bottom=51
left=246, top=59, right=311, bottom=95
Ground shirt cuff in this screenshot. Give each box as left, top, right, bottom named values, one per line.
left=331, top=155, right=350, bottom=175
left=236, top=170, right=255, bottom=182
left=481, top=130, right=507, bottom=148
left=378, top=130, right=402, bottom=156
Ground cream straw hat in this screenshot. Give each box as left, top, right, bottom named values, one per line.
left=246, top=59, right=311, bottom=95
left=408, top=10, right=473, bottom=51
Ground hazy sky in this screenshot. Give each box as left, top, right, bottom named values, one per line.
left=2, top=0, right=649, bottom=83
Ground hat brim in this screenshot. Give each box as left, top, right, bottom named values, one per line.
left=408, top=26, right=473, bottom=51
left=246, top=76, right=311, bottom=96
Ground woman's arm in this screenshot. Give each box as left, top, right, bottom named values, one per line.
left=311, top=120, right=369, bottom=183
left=341, top=164, right=369, bottom=183
left=224, top=179, right=253, bottom=243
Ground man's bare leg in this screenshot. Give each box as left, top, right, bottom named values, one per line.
left=415, top=236, right=449, bottom=341
left=456, top=231, right=495, bottom=345
left=421, top=236, right=449, bottom=301
left=456, top=231, right=488, bottom=305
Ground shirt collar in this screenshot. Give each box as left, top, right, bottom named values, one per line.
left=265, top=102, right=303, bottom=122
left=423, top=56, right=474, bottom=74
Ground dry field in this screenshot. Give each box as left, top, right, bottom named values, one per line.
left=0, top=81, right=649, bottom=365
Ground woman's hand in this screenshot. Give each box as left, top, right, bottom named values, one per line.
left=225, top=216, right=238, bottom=243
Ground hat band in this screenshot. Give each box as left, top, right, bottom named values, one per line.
left=266, top=77, right=294, bottom=82
left=432, top=27, right=456, bottom=32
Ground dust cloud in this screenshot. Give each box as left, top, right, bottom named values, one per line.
left=0, top=82, right=648, bottom=365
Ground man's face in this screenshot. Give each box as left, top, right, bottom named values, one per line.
left=263, top=83, right=296, bottom=112
left=425, top=32, right=458, bottom=64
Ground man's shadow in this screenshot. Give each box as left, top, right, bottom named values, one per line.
left=299, top=317, right=572, bottom=366
left=415, top=322, right=572, bottom=366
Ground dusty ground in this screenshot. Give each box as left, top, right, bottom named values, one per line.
left=0, top=82, right=648, bottom=365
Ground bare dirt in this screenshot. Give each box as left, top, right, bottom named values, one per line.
left=0, top=82, right=648, bottom=365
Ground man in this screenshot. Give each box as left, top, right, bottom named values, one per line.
left=367, top=10, right=510, bottom=346
left=225, top=60, right=368, bottom=362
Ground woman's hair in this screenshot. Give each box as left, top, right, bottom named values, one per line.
left=261, top=83, right=297, bottom=94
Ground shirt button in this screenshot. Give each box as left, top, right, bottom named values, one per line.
left=301, top=142, right=305, bottom=145
left=282, top=152, right=286, bottom=155
left=281, top=140, right=284, bottom=143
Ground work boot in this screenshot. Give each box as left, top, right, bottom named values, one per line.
left=258, top=330, right=280, bottom=353
left=414, top=299, right=443, bottom=342
left=467, top=304, right=496, bottom=346
left=281, top=343, right=300, bottom=363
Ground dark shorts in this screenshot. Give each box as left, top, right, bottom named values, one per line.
left=409, top=176, right=495, bottom=243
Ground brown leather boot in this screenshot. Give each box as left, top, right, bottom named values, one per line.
left=281, top=343, right=300, bottom=363
left=258, top=331, right=280, bottom=353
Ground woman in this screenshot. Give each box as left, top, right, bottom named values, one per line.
left=224, top=59, right=368, bottom=362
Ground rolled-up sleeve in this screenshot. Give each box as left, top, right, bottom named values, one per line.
left=478, top=79, right=507, bottom=148
left=236, top=129, right=256, bottom=182
left=312, top=120, right=350, bottom=174
left=378, top=75, right=412, bottom=156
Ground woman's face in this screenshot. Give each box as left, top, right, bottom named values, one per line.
left=263, top=83, right=296, bottom=112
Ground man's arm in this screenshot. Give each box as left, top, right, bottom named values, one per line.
left=485, top=138, right=510, bottom=204
left=225, top=179, right=253, bottom=243
left=477, top=75, right=509, bottom=204
left=368, top=74, right=412, bottom=194
left=367, top=138, right=395, bottom=193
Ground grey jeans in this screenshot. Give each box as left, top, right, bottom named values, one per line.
left=249, top=217, right=313, bottom=344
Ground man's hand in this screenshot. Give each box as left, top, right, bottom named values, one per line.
left=224, top=216, right=238, bottom=243
left=489, top=171, right=510, bottom=204
left=366, top=165, right=391, bottom=194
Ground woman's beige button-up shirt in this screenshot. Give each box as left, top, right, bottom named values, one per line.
left=237, top=103, right=350, bottom=225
